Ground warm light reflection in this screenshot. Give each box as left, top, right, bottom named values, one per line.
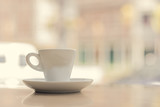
left=23, top=92, right=91, bottom=107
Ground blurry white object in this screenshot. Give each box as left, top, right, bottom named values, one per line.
left=0, top=42, right=43, bottom=87
left=4, top=78, right=20, bottom=88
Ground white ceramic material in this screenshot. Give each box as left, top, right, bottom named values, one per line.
left=26, top=49, right=76, bottom=81
left=23, top=78, right=93, bottom=93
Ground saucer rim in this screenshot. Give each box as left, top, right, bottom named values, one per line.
left=23, top=78, right=93, bottom=93
left=23, top=78, right=93, bottom=83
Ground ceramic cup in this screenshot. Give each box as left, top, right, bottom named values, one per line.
left=26, top=49, right=76, bottom=81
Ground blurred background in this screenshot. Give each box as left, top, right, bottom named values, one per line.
left=0, top=0, right=160, bottom=87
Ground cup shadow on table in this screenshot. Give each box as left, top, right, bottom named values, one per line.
left=22, top=92, right=92, bottom=107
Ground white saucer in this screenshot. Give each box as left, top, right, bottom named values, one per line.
left=23, top=78, right=93, bottom=93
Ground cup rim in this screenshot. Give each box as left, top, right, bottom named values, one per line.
left=38, top=49, right=76, bottom=52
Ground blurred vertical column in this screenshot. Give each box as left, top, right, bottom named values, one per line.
left=56, top=0, right=66, bottom=48
left=34, top=0, right=59, bottom=48
left=34, top=0, right=78, bottom=49
left=131, top=0, right=157, bottom=70
left=56, top=0, right=78, bottom=48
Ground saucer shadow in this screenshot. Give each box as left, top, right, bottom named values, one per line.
left=22, top=92, right=92, bottom=107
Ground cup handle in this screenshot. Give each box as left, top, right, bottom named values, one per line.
left=26, top=53, right=43, bottom=71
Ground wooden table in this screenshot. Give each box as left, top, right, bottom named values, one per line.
left=1, top=84, right=160, bottom=107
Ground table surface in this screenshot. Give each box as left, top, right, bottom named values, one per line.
left=1, top=84, right=160, bottom=107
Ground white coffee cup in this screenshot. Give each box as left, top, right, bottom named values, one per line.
left=26, top=49, right=76, bottom=81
